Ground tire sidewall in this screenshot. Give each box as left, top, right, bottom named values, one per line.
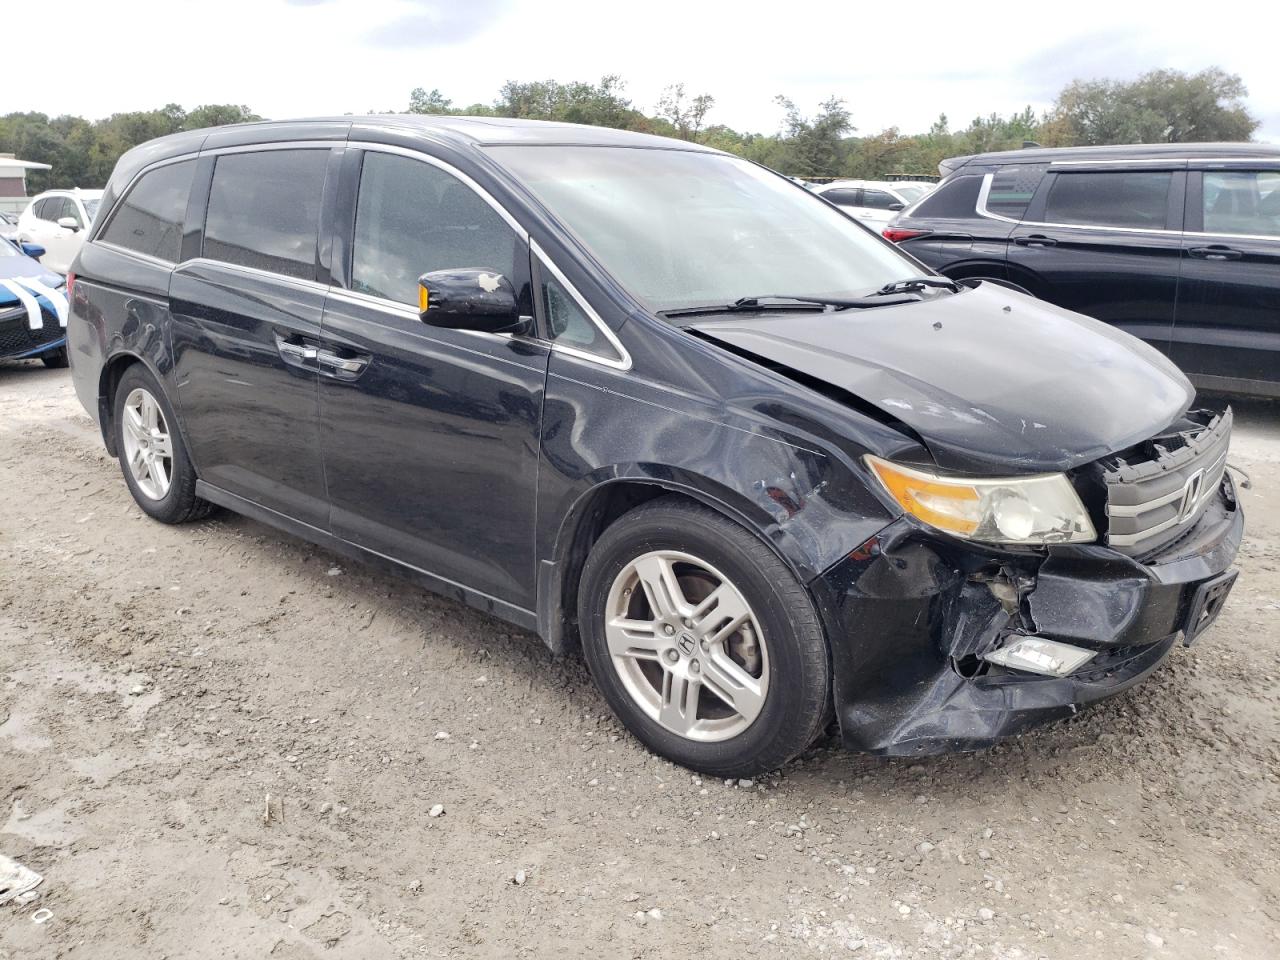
left=113, top=365, right=195, bottom=523
left=579, top=505, right=827, bottom=775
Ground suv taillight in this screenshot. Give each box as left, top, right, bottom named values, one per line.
left=65, top=271, right=75, bottom=299
left=882, top=227, right=930, bottom=243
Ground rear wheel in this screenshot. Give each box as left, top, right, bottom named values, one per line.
left=41, top=345, right=69, bottom=368
left=578, top=497, right=831, bottom=777
left=113, top=365, right=214, bottom=524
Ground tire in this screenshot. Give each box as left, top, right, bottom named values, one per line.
left=112, top=364, right=215, bottom=524
left=578, top=496, right=831, bottom=778
left=41, top=345, right=69, bottom=368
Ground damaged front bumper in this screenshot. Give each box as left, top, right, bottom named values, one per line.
left=811, top=474, right=1243, bottom=756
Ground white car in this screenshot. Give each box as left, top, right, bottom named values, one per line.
left=814, top=180, right=930, bottom=229
left=17, top=189, right=104, bottom=274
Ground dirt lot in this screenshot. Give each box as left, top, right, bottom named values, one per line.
left=1, top=362, right=1277, bottom=960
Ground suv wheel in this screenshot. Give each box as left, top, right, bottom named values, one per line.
left=578, top=497, right=831, bottom=777
left=113, top=365, right=214, bottom=524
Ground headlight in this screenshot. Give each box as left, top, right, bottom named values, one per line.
left=865, top=455, right=1096, bottom=545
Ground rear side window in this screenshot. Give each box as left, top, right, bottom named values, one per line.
left=100, top=160, right=195, bottom=263
left=911, top=175, right=983, bottom=218
left=1044, top=171, right=1172, bottom=229
left=351, top=151, right=519, bottom=306
left=1202, top=170, right=1280, bottom=238
left=985, top=165, right=1047, bottom=220
left=203, top=150, right=328, bottom=281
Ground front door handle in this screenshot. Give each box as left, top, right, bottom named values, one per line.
left=1188, top=245, right=1243, bottom=261
left=317, top=348, right=369, bottom=379
left=1014, top=234, right=1057, bottom=247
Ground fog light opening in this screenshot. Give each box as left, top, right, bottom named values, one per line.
left=981, top=636, right=1096, bottom=678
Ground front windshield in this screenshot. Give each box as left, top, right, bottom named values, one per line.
left=487, top=146, right=925, bottom=313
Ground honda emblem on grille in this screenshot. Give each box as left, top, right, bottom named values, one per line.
left=1177, top=469, right=1205, bottom=522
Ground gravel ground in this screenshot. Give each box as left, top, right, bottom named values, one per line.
left=1, top=362, right=1277, bottom=960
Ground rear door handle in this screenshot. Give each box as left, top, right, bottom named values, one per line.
left=274, top=334, right=318, bottom=367
left=1188, top=245, right=1243, bottom=261
left=1014, top=235, right=1057, bottom=247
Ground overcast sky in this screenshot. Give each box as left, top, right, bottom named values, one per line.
left=10, top=0, right=1278, bottom=142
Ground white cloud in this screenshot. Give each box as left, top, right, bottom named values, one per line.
left=17, top=0, right=1278, bottom=142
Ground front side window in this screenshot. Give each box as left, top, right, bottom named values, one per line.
left=861, top=188, right=900, bottom=211
left=486, top=146, right=922, bottom=314
left=203, top=149, right=328, bottom=280
left=1202, top=170, right=1280, bottom=237
left=351, top=151, right=520, bottom=306
left=100, top=160, right=195, bottom=262
left=985, top=165, right=1047, bottom=220
left=1043, top=171, right=1172, bottom=230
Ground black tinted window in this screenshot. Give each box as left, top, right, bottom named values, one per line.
left=100, top=160, right=195, bottom=262
left=42, top=197, right=67, bottom=222
left=351, top=151, right=519, bottom=305
left=1044, top=171, right=1172, bottom=229
left=986, top=165, right=1047, bottom=220
left=204, top=150, right=328, bottom=280
left=912, top=175, right=983, bottom=219
left=822, top=188, right=861, bottom=206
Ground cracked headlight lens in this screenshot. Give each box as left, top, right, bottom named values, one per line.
left=865, top=455, right=1096, bottom=545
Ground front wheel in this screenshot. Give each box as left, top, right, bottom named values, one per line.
left=578, top=497, right=831, bottom=778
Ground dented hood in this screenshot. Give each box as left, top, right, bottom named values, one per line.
left=692, top=285, right=1194, bottom=473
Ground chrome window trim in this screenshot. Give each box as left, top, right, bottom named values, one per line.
left=531, top=239, right=631, bottom=371
left=177, top=256, right=331, bottom=295
left=93, top=239, right=177, bottom=270
left=1049, top=158, right=1189, bottom=168
left=325, top=287, right=537, bottom=352
left=976, top=171, right=1182, bottom=236
left=1185, top=228, right=1280, bottom=244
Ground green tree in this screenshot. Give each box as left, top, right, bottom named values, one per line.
left=1049, top=67, right=1257, bottom=145
left=656, top=84, right=715, bottom=142
left=495, top=76, right=649, bottom=130
left=407, top=88, right=455, bottom=114
left=774, top=95, right=852, bottom=177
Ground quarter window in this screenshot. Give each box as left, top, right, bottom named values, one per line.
left=1202, top=170, right=1280, bottom=238
left=985, top=165, right=1047, bottom=220
left=203, top=149, right=328, bottom=280
left=1043, top=171, right=1172, bottom=230
left=541, top=267, right=607, bottom=354
left=100, top=160, right=195, bottom=262
left=351, top=151, right=520, bottom=306
left=912, top=175, right=983, bottom=219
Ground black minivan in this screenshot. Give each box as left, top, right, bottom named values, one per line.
left=67, top=117, right=1243, bottom=776
left=885, top=142, right=1280, bottom=398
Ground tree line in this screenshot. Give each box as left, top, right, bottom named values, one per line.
left=0, top=67, right=1258, bottom=193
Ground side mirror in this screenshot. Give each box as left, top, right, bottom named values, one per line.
left=418, top=269, right=524, bottom=333
left=888, top=202, right=906, bottom=212
left=20, top=242, right=46, bottom=260
left=56, top=216, right=81, bottom=232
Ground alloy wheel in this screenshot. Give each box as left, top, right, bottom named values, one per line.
left=604, top=550, right=770, bottom=742
left=120, top=386, right=173, bottom=501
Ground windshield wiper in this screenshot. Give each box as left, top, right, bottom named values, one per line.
left=874, top=276, right=960, bottom=296
left=659, top=294, right=911, bottom=319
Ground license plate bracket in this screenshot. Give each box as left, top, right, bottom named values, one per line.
left=1183, top=568, right=1238, bottom=646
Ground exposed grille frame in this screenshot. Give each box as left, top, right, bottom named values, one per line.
left=1102, top=408, right=1232, bottom=557
left=0, top=307, right=65, bottom=357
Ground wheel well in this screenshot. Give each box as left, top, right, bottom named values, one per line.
left=98, top=354, right=143, bottom=456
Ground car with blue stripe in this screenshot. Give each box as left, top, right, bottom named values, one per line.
left=0, top=236, right=70, bottom=367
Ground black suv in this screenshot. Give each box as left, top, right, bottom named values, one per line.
left=66, top=118, right=1242, bottom=776
left=886, top=143, right=1280, bottom=398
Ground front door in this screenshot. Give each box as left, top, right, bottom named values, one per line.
left=170, top=147, right=335, bottom=527
left=1172, top=165, right=1280, bottom=395
left=1006, top=167, right=1184, bottom=357
left=319, top=147, right=548, bottom=610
